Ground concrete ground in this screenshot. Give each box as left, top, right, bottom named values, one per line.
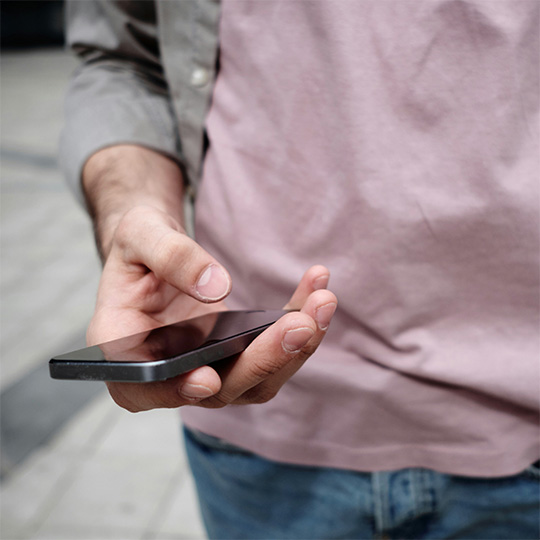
left=0, top=48, right=206, bottom=540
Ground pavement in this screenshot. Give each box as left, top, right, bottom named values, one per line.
left=0, top=48, right=206, bottom=540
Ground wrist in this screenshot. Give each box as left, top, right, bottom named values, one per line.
left=82, top=144, right=185, bottom=259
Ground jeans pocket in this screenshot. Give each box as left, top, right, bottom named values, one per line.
left=184, top=426, right=253, bottom=455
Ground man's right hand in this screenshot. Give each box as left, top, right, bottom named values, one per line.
left=87, top=204, right=232, bottom=345
left=83, top=145, right=337, bottom=413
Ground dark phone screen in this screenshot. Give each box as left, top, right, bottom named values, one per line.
left=52, top=310, right=286, bottom=364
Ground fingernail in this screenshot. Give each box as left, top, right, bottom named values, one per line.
left=315, top=302, right=337, bottom=331
left=178, top=382, right=215, bottom=400
left=313, top=274, right=330, bottom=290
left=282, top=327, right=315, bottom=353
left=195, top=264, right=231, bottom=301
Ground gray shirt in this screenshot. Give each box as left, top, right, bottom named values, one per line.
left=61, top=0, right=220, bottom=203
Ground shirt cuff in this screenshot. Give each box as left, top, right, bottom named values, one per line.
left=59, top=92, right=182, bottom=207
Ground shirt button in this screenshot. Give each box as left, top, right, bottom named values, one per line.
left=190, top=67, right=210, bottom=87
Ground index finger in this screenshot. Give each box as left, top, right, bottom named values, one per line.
left=198, top=287, right=336, bottom=408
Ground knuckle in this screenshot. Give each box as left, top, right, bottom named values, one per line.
left=246, top=357, right=284, bottom=381
left=113, top=207, right=149, bottom=253
left=198, top=392, right=231, bottom=409
left=123, top=403, right=141, bottom=414
left=151, top=233, right=191, bottom=280
left=145, top=381, right=186, bottom=410
left=107, top=380, right=185, bottom=413
left=113, top=206, right=183, bottom=253
left=152, top=232, right=178, bottom=267
left=242, top=386, right=279, bottom=404
left=112, top=217, right=131, bottom=251
left=115, top=206, right=145, bottom=237
left=107, top=384, right=142, bottom=413
left=154, top=395, right=184, bottom=409
left=291, top=345, right=316, bottom=366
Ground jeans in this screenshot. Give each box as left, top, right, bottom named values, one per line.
left=184, top=427, right=540, bottom=540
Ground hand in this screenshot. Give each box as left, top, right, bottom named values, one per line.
left=87, top=204, right=232, bottom=344
left=194, top=276, right=337, bottom=409
left=88, top=205, right=337, bottom=412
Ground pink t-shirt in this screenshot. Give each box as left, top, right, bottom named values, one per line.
left=181, top=0, right=539, bottom=477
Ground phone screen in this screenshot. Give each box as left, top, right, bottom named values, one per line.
left=50, top=310, right=287, bottom=382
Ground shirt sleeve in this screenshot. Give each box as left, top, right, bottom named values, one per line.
left=59, top=0, right=183, bottom=206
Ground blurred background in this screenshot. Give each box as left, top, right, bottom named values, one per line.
left=0, top=2, right=205, bottom=539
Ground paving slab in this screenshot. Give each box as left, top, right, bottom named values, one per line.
left=152, top=471, right=207, bottom=540
left=0, top=447, right=80, bottom=539
left=1, top=393, right=206, bottom=540
left=0, top=364, right=105, bottom=477
left=36, top=453, right=182, bottom=536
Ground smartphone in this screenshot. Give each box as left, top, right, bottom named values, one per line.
left=49, top=310, right=288, bottom=383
